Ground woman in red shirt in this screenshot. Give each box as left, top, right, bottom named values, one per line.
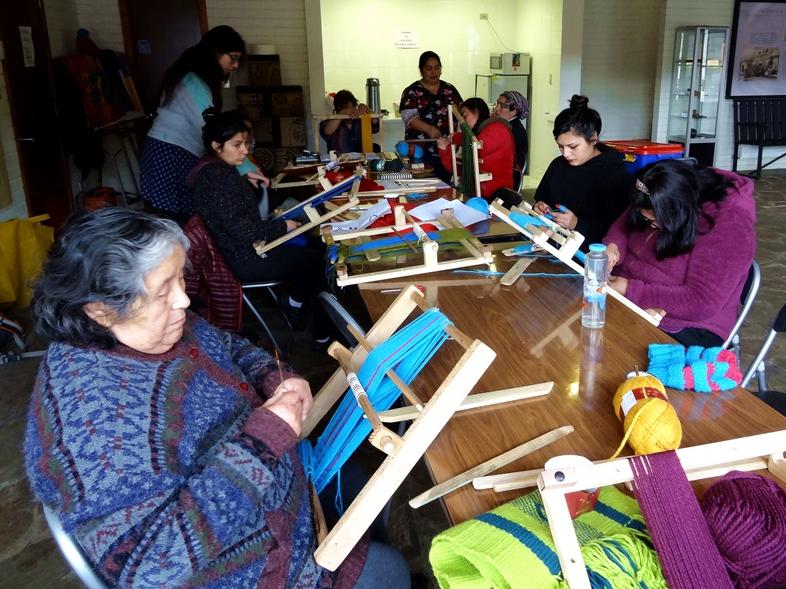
left=437, top=97, right=515, bottom=201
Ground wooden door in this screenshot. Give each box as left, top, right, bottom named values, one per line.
left=0, top=0, right=72, bottom=227
left=120, top=0, right=207, bottom=114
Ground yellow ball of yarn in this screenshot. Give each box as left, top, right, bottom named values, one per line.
left=612, top=373, right=682, bottom=456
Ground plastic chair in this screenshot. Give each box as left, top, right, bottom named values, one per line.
left=742, top=303, right=786, bottom=397
left=42, top=504, right=108, bottom=589
left=722, top=260, right=761, bottom=360
left=318, top=291, right=366, bottom=347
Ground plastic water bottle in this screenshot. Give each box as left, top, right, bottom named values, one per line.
left=582, top=243, right=609, bottom=328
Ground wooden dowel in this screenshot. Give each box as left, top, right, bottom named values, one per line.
left=377, top=382, right=553, bottom=423
left=409, top=425, right=575, bottom=508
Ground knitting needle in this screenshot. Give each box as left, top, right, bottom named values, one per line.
left=409, top=425, right=574, bottom=508
left=275, top=348, right=284, bottom=384
left=392, top=228, right=419, bottom=254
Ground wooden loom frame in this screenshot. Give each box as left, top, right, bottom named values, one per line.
left=322, top=204, right=494, bottom=286
left=448, top=104, right=492, bottom=197
left=252, top=176, right=361, bottom=257
left=301, top=285, right=497, bottom=570
left=528, top=431, right=786, bottom=589
left=489, top=200, right=663, bottom=326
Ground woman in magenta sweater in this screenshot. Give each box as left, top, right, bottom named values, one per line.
left=603, top=160, right=755, bottom=347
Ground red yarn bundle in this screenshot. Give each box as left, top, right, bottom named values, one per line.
left=702, top=471, right=786, bottom=589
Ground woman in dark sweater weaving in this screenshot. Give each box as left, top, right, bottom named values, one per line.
left=533, top=95, right=632, bottom=248
left=189, top=110, right=331, bottom=342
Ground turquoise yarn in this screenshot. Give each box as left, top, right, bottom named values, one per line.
left=299, top=308, right=451, bottom=493
left=647, top=344, right=742, bottom=393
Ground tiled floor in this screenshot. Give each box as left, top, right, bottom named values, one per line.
left=1, top=169, right=784, bottom=588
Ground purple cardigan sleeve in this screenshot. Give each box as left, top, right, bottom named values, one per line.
left=602, top=205, right=633, bottom=263
left=624, top=208, right=755, bottom=322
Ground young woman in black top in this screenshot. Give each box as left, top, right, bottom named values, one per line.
left=533, top=95, right=632, bottom=249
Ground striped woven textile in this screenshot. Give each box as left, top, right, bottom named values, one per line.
left=429, top=486, right=667, bottom=589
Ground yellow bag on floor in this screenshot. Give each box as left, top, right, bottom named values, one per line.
left=0, top=214, right=54, bottom=307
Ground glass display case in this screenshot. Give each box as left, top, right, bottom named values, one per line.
left=667, top=26, right=729, bottom=165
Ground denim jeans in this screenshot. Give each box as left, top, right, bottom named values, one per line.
left=353, top=541, right=411, bottom=589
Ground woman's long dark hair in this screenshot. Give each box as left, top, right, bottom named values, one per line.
left=629, top=159, right=732, bottom=259
left=552, top=94, right=602, bottom=140
left=202, top=109, right=250, bottom=151
left=460, top=97, right=490, bottom=135
left=158, top=25, right=245, bottom=111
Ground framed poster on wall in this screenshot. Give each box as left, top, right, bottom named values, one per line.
left=727, top=0, right=786, bottom=97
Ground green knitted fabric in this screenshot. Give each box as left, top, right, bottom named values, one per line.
left=429, top=486, right=667, bottom=589
left=339, top=228, right=473, bottom=262
left=459, top=122, right=476, bottom=198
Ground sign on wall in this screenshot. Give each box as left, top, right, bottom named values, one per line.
left=394, top=30, right=419, bottom=49
left=727, top=0, right=786, bottom=97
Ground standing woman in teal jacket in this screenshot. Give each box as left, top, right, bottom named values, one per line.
left=140, top=26, right=262, bottom=221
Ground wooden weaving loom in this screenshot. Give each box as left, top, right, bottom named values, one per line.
left=524, top=431, right=786, bottom=588
left=252, top=174, right=361, bottom=257
left=489, top=199, right=663, bottom=326
left=448, top=104, right=490, bottom=197
left=301, top=285, right=498, bottom=570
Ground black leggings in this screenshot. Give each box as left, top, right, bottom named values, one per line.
left=670, top=327, right=724, bottom=348
left=231, top=244, right=331, bottom=338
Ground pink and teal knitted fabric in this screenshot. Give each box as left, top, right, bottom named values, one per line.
left=647, top=344, right=742, bottom=392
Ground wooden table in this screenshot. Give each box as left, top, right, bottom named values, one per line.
left=357, top=255, right=786, bottom=525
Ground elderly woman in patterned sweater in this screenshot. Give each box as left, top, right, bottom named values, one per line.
left=24, top=208, right=410, bottom=588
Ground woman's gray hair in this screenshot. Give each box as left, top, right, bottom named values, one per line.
left=33, top=208, right=190, bottom=348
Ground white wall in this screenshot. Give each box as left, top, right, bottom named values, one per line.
left=581, top=0, right=664, bottom=141
left=0, top=60, right=28, bottom=221
left=74, top=0, right=123, bottom=51
left=45, top=0, right=80, bottom=57
left=320, top=0, right=518, bottom=117
left=650, top=0, right=779, bottom=171
left=515, top=0, right=564, bottom=180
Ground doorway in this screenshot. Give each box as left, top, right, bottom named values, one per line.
left=0, top=1, right=72, bottom=227
left=119, top=0, right=207, bottom=115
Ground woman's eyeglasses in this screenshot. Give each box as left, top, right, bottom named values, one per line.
left=227, top=53, right=242, bottom=63
left=636, top=208, right=659, bottom=230
left=495, top=101, right=511, bottom=110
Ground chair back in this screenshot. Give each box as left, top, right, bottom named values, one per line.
left=319, top=291, right=366, bottom=347
left=42, top=504, right=108, bottom=589
left=183, top=215, right=244, bottom=331
left=742, top=302, right=786, bottom=389
left=723, top=260, right=761, bottom=352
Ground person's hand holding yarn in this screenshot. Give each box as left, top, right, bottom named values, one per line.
left=608, top=274, right=629, bottom=295
left=263, top=378, right=313, bottom=435
left=425, top=124, right=442, bottom=140
left=533, top=201, right=551, bottom=215
left=285, top=219, right=302, bottom=232
left=437, top=136, right=450, bottom=150
left=550, top=206, right=577, bottom=230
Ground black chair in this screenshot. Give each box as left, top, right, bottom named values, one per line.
left=733, top=97, right=786, bottom=178
left=742, top=303, right=786, bottom=415
left=318, top=291, right=367, bottom=348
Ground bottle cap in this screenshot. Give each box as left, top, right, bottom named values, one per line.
left=588, top=243, right=607, bottom=252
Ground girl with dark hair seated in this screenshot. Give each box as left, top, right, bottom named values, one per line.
left=188, top=110, right=331, bottom=344
left=533, top=94, right=632, bottom=249
left=319, top=89, right=380, bottom=153
left=603, top=160, right=756, bottom=348
left=436, top=97, right=515, bottom=201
